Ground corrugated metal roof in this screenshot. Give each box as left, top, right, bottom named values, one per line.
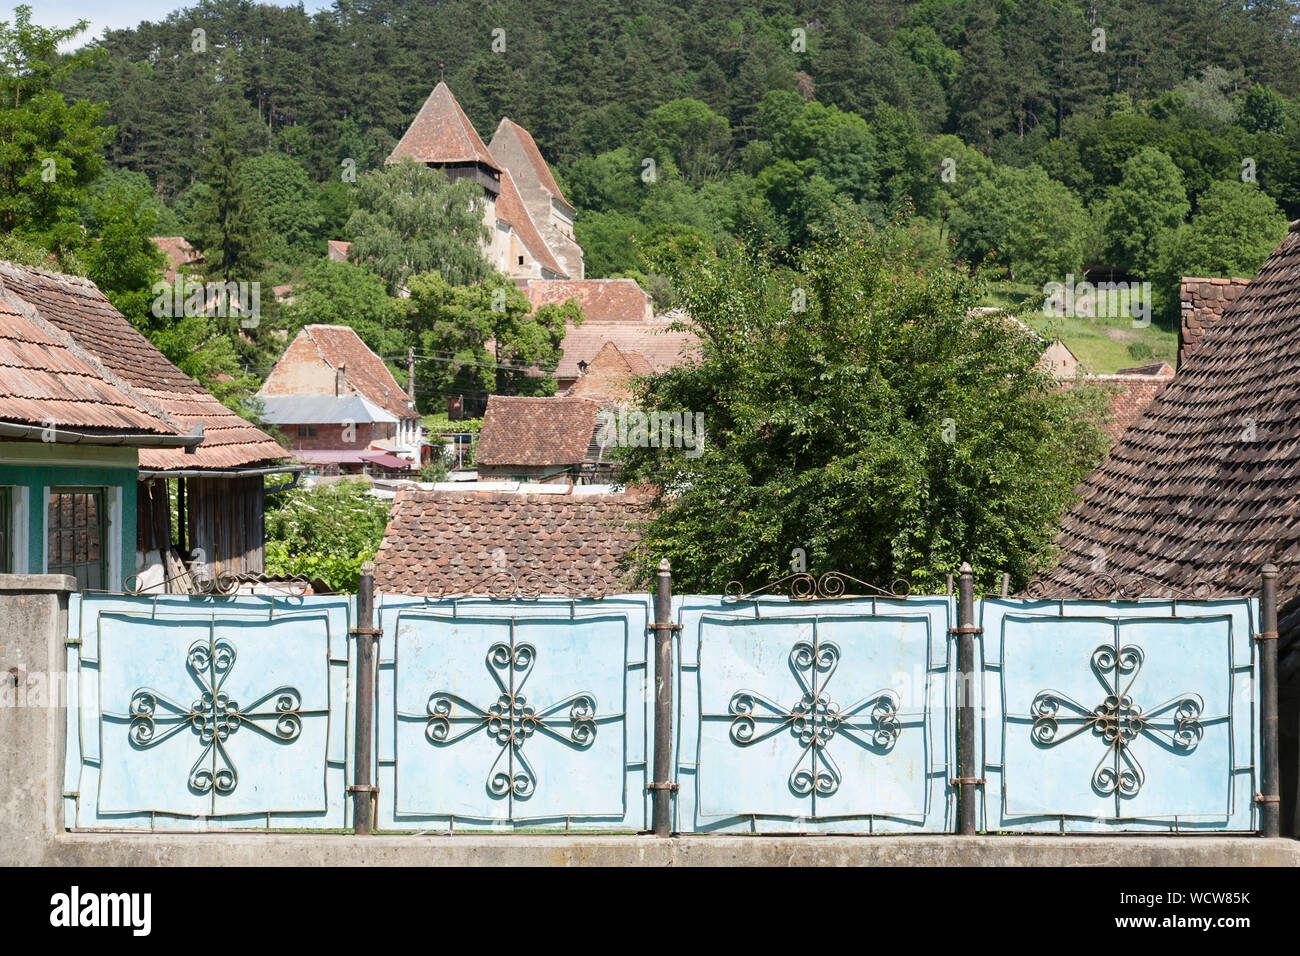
left=258, top=394, right=399, bottom=425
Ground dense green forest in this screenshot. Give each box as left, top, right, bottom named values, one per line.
left=17, top=0, right=1300, bottom=401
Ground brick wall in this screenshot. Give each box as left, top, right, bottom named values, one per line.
left=284, top=421, right=391, bottom=450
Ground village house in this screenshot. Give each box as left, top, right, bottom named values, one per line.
left=149, top=236, right=203, bottom=282
left=1031, top=222, right=1300, bottom=831
left=259, top=324, right=421, bottom=475
left=372, top=488, right=647, bottom=595
left=0, top=260, right=290, bottom=591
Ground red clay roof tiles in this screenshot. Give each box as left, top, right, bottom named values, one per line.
left=475, top=395, right=601, bottom=466
left=372, top=489, right=648, bottom=595
left=386, top=81, right=501, bottom=170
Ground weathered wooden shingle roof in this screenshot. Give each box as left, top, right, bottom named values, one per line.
left=475, top=395, right=601, bottom=467
left=1035, top=223, right=1300, bottom=608
left=0, top=260, right=284, bottom=470
left=373, top=489, right=647, bottom=595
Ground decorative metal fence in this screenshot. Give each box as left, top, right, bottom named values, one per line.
left=63, top=591, right=354, bottom=830
left=62, top=564, right=1282, bottom=836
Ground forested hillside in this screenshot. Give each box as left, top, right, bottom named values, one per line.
left=40, top=0, right=1300, bottom=375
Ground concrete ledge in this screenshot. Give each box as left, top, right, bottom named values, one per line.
left=37, top=833, right=1300, bottom=867
left=0, top=573, right=75, bottom=593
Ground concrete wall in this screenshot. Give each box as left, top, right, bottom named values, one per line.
left=2, top=574, right=1296, bottom=866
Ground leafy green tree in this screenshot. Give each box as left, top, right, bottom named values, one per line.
left=346, top=158, right=490, bottom=294
left=1241, top=83, right=1286, bottom=135
left=280, top=260, right=405, bottom=358
left=404, top=272, right=581, bottom=407
left=638, top=98, right=732, bottom=186
left=0, top=6, right=109, bottom=254
left=264, top=480, right=391, bottom=592
left=83, top=178, right=167, bottom=326
left=951, top=164, right=1093, bottom=285
left=240, top=152, right=324, bottom=264
left=80, top=167, right=179, bottom=235
left=1156, top=180, right=1289, bottom=316
left=186, top=110, right=265, bottom=281
left=619, top=219, right=1112, bottom=593
left=1101, top=147, right=1189, bottom=277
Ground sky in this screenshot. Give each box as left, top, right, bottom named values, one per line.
left=32, top=0, right=335, bottom=47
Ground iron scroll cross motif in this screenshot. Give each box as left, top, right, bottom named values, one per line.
left=425, top=634, right=601, bottom=804
left=727, top=639, right=903, bottom=801
left=1030, top=641, right=1204, bottom=810
left=127, top=636, right=307, bottom=796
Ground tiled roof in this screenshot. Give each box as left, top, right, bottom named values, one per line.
left=326, top=240, right=351, bottom=263
left=149, top=236, right=203, bottom=282
left=492, top=117, right=573, bottom=209
left=0, top=260, right=284, bottom=470
left=1115, top=362, right=1175, bottom=377
left=1034, top=223, right=1300, bottom=606
left=386, top=82, right=500, bottom=170
left=1062, top=373, right=1174, bottom=441
left=556, top=320, right=699, bottom=380
left=372, top=489, right=648, bottom=595
left=301, top=325, right=415, bottom=419
left=0, top=294, right=174, bottom=433
left=496, top=169, right=567, bottom=278
left=523, top=278, right=651, bottom=322
left=475, top=395, right=601, bottom=466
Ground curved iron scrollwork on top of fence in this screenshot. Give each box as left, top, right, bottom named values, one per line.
left=1024, top=569, right=1214, bottom=602
left=724, top=571, right=911, bottom=602
left=120, top=570, right=315, bottom=597
left=432, top=566, right=611, bottom=602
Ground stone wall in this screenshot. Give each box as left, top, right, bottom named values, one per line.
left=1179, top=277, right=1252, bottom=368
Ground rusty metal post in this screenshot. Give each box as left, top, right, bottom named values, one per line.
left=650, top=559, right=676, bottom=836
left=351, top=562, right=378, bottom=834
left=955, top=562, right=979, bottom=835
left=1259, top=564, right=1280, bottom=837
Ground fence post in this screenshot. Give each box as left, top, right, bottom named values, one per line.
left=1259, top=564, right=1280, bottom=838
left=351, top=561, right=378, bottom=835
left=650, top=559, right=676, bottom=836
left=955, top=562, right=979, bottom=835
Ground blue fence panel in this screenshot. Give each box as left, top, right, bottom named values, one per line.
left=374, top=594, right=653, bottom=830
left=64, top=593, right=354, bottom=830
left=674, top=595, right=956, bottom=833
left=978, top=598, right=1258, bottom=832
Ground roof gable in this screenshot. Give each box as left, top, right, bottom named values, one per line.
left=495, top=169, right=568, bottom=278
left=301, top=325, right=414, bottom=419
left=491, top=117, right=573, bottom=210
left=386, top=82, right=500, bottom=170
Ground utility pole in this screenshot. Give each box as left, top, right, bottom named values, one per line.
left=407, top=346, right=415, bottom=403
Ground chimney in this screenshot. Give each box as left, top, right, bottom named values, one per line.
left=1178, top=277, right=1251, bottom=369
left=335, top=363, right=346, bottom=396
